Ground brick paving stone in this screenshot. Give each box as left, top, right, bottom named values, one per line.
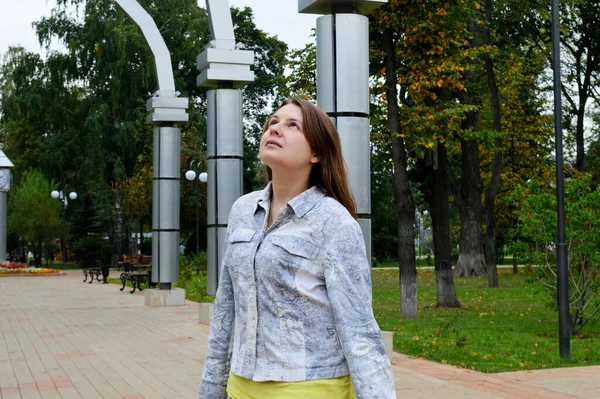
left=2, top=270, right=599, bottom=399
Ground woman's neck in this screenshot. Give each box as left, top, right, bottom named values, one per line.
left=270, top=170, right=311, bottom=205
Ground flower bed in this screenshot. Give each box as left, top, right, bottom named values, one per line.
left=5, top=262, right=28, bottom=269
left=0, top=266, right=61, bottom=275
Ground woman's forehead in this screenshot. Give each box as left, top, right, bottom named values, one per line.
left=272, top=103, right=303, bottom=121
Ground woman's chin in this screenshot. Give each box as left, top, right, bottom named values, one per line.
left=260, top=154, right=281, bottom=169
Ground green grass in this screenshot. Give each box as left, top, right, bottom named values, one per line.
left=107, top=272, right=215, bottom=303
left=377, top=257, right=517, bottom=268
left=372, top=268, right=600, bottom=372
left=106, top=264, right=598, bottom=372
left=48, top=261, right=82, bottom=270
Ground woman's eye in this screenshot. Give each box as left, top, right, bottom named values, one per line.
left=269, top=119, right=278, bottom=126
left=290, top=122, right=298, bottom=129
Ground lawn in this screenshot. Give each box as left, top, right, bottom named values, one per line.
left=106, top=263, right=599, bottom=373
left=106, top=271, right=215, bottom=303
left=376, top=256, right=518, bottom=268
left=372, top=268, right=600, bottom=372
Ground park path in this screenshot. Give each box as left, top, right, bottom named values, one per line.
left=1, top=270, right=598, bottom=398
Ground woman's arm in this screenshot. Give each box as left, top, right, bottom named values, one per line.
left=199, top=234, right=235, bottom=399
left=324, top=219, right=397, bottom=399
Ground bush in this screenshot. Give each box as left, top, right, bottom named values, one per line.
left=71, top=236, right=112, bottom=268
left=511, top=175, right=600, bottom=335
left=139, top=237, right=152, bottom=255
left=177, top=252, right=209, bottom=297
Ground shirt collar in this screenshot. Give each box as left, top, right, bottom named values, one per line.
left=255, top=182, right=325, bottom=218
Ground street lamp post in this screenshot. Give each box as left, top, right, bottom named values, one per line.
left=185, top=160, right=208, bottom=275
left=51, top=186, right=77, bottom=269
left=551, top=0, right=570, bottom=358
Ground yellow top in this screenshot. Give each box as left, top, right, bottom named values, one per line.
left=226, top=372, right=357, bottom=399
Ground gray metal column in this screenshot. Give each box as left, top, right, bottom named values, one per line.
left=0, top=193, right=6, bottom=260
left=0, top=146, right=14, bottom=263
left=300, top=0, right=386, bottom=265
left=200, top=0, right=254, bottom=295
left=113, top=0, right=188, bottom=288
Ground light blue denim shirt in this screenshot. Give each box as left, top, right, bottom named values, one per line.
left=199, top=183, right=396, bottom=399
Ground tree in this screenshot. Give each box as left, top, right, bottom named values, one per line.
left=513, top=175, right=600, bottom=335
left=560, top=0, right=600, bottom=171
left=480, top=0, right=555, bottom=278
left=382, top=26, right=418, bottom=319
left=8, top=170, right=62, bottom=265
left=1, top=0, right=288, bottom=258
left=370, top=0, right=476, bottom=308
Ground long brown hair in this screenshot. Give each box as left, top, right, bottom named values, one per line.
left=263, top=97, right=357, bottom=218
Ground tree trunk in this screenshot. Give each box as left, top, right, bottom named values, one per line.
left=483, top=0, right=501, bottom=288
left=432, top=143, right=460, bottom=307
left=513, top=255, right=518, bottom=275
left=34, top=241, right=42, bottom=266
left=453, top=20, right=486, bottom=278
left=112, top=191, right=123, bottom=267
left=384, top=28, right=417, bottom=319
left=139, top=221, right=143, bottom=254
left=454, top=137, right=486, bottom=277
left=575, top=106, right=586, bottom=171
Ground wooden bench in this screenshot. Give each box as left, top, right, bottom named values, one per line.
left=83, top=265, right=111, bottom=284
left=119, top=255, right=156, bottom=293
left=83, top=253, right=137, bottom=284
left=118, top=254, right=138, bottom=271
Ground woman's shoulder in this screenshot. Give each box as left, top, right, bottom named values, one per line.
left=230, top=189, right=264, bottom=214
left=317, top=195, right=357, bottom=225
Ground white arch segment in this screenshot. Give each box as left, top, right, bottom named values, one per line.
left=111, top=0, right=176, bottom=94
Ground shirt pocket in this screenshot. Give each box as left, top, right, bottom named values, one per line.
left=271, top=234, right=322, bottom=277
left=229, top=227, right=256, bottom=243
left=224, top=228, right=256, bottom=279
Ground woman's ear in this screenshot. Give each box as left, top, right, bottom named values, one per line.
left=310, top=153, right=320, bottom=164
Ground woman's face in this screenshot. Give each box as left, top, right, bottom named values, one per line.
left=259, top=103, right=319, bottom=173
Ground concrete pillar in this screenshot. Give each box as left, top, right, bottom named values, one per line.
left=300, top=0, right=387, bottom=264
left=199, top=0, right=254, bottom=295
left=0, top=193, right=6, bottom=261
left=113, top=0, right=188, bottom=290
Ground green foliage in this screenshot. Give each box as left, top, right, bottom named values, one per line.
left=373, top=268, right=600, bottom=372
left=71, top=236, right=111, bottom=268
left=511, top=175, right=600, bottom=334
left=178, top=251, right=207, bottom=288
left=7, top=170, right=62, bottom=249
left=139, top=237, right=152, bottom=255
left=282, top=34, right=316, bottom=101
left=175, top=251, right=211, bottom=302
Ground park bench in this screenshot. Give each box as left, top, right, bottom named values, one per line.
left=119, top=255, right=156, bottom=293
left=118, top=253, right=138, bottom=270
left=83, top=253, right=136, bottom=284
left=83, top=265, right=112, bottom=284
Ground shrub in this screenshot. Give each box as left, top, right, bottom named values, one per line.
left=511, top=175, right=600, bottom=335
left=177, top=252, right=209, bottom=299
left=139, top=237, right=152, bottom=255
left=71, top=236, right=111, bottom=268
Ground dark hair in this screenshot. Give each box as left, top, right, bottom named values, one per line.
left=263, top=97, right=357, bottom=218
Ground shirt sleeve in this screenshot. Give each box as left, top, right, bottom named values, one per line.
left=198, top=231, right=234, bottom=399
left=323, top=218, right=397, bottom=399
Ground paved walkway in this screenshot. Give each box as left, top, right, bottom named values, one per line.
left=0, top=271, right=598, bottom=399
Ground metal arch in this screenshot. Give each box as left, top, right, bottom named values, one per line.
left=205, top=0, right=236, bottom=49
left=111, top=0, right=176, bottom=94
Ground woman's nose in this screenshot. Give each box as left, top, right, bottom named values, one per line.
left=269, top=123, right=281, bottom=135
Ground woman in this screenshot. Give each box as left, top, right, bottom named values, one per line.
left=199, top=98, right=396, bottom=399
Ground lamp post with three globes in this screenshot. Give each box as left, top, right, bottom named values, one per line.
left=51, top=186, right=77, bottom=269
left=185, top=160, right=207, bottom=275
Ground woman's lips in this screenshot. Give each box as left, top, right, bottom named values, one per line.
left=265, top=140, right=282, bottom=148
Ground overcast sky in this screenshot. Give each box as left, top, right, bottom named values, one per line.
left=0, top=0, right=318, bottom=58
